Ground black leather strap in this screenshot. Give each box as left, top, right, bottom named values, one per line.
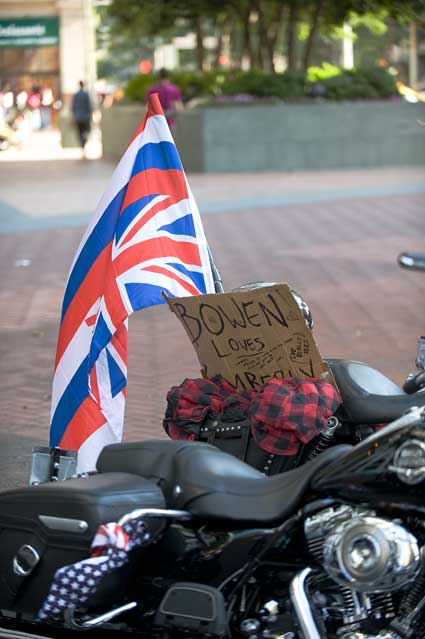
left=199, top=419, right=299, bottom=475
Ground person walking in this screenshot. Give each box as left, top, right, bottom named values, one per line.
left=146, top=69, right=183, bottom=128
left=71, top=81, right=92, bottom=153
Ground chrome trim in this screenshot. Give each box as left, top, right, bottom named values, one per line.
left=323, top=516, right=420, bottom=592
left=322, top=416, right=340, bottom=438
left=13, top=545, right=40, bottom=577
left=38, top=515, right=88, bottom=533
left=388, top=463, right=425, bottom=483
left=289, top=567, right=321, bottom=639
left=389, top=439, right=425, bottom=485
left=338, top=632, right=401, bottom=638
left=118, top=508, right=192, bottom=526
left=340, top=406, right=425, bottom=456
left=0, top=628, right=53, bottom=639
left=64, top=601, right=137, bottom=629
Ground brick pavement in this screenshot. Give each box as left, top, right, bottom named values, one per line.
left=0, top=156, right=424, bottom=489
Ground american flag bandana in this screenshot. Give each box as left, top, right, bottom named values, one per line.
left=37, top=517, right=149, bottom=620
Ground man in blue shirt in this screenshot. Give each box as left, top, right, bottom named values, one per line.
left=71, top=81, right=92, bottom=151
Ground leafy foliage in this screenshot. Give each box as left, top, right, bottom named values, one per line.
left=319, top=66, right=398, bottom=100
left=104, top=0, right=425, bottom=76
left=307, top=62, right=342, bottom=82
left=124, top=66, right=398, bottom=103
left=125, top=74, right=156, bottom=102
left=220, top=70, right=306, bottom=99
left=125, top=71, right=225, bottom=102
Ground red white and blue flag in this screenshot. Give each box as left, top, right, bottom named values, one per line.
left=50, top=94, right=214, bottom=472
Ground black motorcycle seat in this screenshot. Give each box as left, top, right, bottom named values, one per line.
left=97, top=440, right=351, bottom=523
left=327, top=358, right=425, bottom=424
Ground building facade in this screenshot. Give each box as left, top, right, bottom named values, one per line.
left=0, top=0, right=96, bottom=107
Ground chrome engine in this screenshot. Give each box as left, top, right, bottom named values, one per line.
left=304, top=505, right=421, bottom=593
left=297, top=506, right=425, bottom=639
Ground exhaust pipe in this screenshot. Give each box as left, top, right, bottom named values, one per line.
left=289, top=567, right=321, bottom=639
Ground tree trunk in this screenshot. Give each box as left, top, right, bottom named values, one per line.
left=254, top=0, right=268, bottom=71
left=229, top=23, right=240, bottom=68
left=265, top=36, right=275, bottom=73
left=302, top=0, right=325, bottom=71
left=193, top=15, right=205, bottom=72
left=409, top=21, right=418, bottom=88
left=286, top=0, right=298, bottom=71
left=266, top=4, right=285, bottom=73
left=241, top=7, right=254, bottom=69
left=214, top=30, right=223, bottom=68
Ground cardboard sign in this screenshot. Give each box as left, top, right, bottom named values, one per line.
left=165, top=283, right=332, bottom=391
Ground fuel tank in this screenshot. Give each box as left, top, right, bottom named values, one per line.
left=311, top=406, right=425, bottom=515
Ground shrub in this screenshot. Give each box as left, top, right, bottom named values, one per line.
left=124, top=70, right=225, bottom=103
left=125, top=73, right=155, bottom=102
left=307, top=62, right=342, bottom=83
left=357, top=67, right=398, bottom=98
left=124, top=66, right=398, bottom=104
left=318, top=67, right=397, bottom=101
left=168, top=70, right=218, bottom=100
left=220, top=70, right=306, bottom=100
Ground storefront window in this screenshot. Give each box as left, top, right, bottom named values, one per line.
left=0, top=18, right=60, bottom=128
left=0, top=46, right=59, bottom=76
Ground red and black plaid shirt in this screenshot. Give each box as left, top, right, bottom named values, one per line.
left=164, top=375, right=341, bottom=455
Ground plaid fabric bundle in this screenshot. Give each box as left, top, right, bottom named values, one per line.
left=250, top=377, right=340, bottom=454
left=164, top=376, right=255, bottom=440
left=164, top=375, right=340, bottom=455
left=38, top=516, right=149, bottom=621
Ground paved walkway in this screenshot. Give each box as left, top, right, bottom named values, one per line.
left=0, top=143, right=424, bottom=488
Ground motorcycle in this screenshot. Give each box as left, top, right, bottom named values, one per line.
left=1, top=257, right=424, bottom=637
left=1, top=405, right=425, bottom=638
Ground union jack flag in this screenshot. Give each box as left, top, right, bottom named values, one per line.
left=50, top=94, right=215, bottom=472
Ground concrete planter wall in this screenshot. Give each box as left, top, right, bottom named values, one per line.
left=101, top=101, right=425, bottom=172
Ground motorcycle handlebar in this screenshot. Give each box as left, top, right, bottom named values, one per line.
left=403, top=371, right=425, bottom=394
left=398, top=252, right=425, bottom=271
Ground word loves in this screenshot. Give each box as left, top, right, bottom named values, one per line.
left=166, top=284, right=332, bottom=392
left=212, top=336, right=266, bottom=358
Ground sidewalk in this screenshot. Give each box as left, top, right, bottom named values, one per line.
left=0, top=147, right=424, bottom=488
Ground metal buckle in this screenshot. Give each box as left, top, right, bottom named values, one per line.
left=13, top=544, right=40, bottom=577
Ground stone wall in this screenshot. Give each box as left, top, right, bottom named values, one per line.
left=101, top=101, right=425, bottom=172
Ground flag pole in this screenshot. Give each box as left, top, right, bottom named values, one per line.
left=207, top=244, right=224, bottom=293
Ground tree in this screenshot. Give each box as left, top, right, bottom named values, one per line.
left=104, top=0, right=425, bottom=78
left=107, top=0, right=225, bottom=71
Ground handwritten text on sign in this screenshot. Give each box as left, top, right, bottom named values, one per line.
left=165, top=284, right=331, bottom=391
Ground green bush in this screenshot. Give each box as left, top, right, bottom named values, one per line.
left=125, top=70, right=224, bottom=102
left=124, top=66, right=398, bottom=104
left=125, top=73, right=156, bottom=102
left=318, top=67, right=397, bottom=101
left=170, top=70, right=224, bottom=100
left=356, top=67, right=398, bottom=98
left=307, top=62, right=342, bottom=83
left=220, top=70, right=306, bottom=100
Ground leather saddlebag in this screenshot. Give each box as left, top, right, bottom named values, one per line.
left=196, top=418, right=299, bottom=475
left=0, top=472, right=165, bottom=614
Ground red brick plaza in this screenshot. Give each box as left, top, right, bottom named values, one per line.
left=0, top=155, right=424, bottom=489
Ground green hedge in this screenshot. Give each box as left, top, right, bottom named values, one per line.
left=319, top=67, right=398, bottom=100
left=125, top=66, right=398, bottom=104
left=125, top=70, right=224, bottom=103
left=219, top=70, right=306, bottom=99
